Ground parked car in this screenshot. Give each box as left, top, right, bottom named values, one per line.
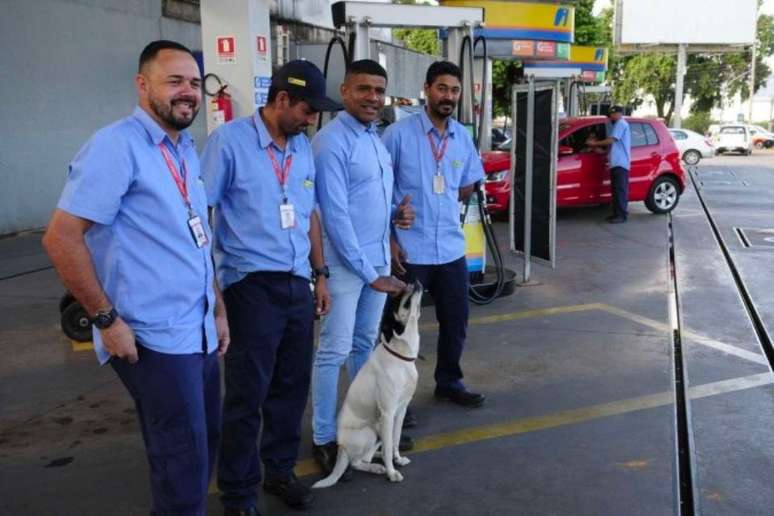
left=714, top=125, right=753, bottom=155
left=483, top=116, right=687, bottom=215
left=748, top=125, right=774, bottom=149
left=668, top=128, right=715, bottom=165
left=491, top=127, right=510, bottom=147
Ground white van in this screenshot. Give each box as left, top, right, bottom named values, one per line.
left=715, top=125, right=752, bottom=155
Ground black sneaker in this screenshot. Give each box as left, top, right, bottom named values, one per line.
left=434, top=386, right=486, bottom=408
left=608, top=217, right=626, bottom=224
left=312, top=441, right=353, bottom=481
left=402, top=407, right=418, bottom=429
left=263, top=473, right=314, bottom=510
left=223, top=506, right=261, bottom=516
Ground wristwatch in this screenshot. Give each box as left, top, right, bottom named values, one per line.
left=92, top=307, right=118, bottom=329
left=313, top=265, right=330, bottom=280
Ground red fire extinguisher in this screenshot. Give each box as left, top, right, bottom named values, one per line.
left=204, top=73, right=233, bottom=128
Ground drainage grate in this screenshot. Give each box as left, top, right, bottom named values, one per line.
left=736, top=228, right=774, bottom=248
left=699, top=180, right=749, bottom=187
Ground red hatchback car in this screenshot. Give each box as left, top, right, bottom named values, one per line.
left=483, top=116, right=687, bottom=215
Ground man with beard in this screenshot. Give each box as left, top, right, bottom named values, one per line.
left=201, top=60, right=339, bottom=515
left=310, top=59, right=415, bottom=476
left=585, top=105, right=632, bottom=223
left=42, top=40, right=229, bottom=515
left=382, top=61, right=486, bottom=413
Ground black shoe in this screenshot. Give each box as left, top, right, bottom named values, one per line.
left=263, top=474, right=314, bottom=510
left=605, top=214, right=617, bottom=222
left=399, top=433, right=415, bottom=452
left=434, top=386, right=486, bottom=408
left=223, top=507, right=261, bottom=516
left=608, top=217, right=626, bottom=224
left=312, top=441, right=353, bottom=481
left=402, top=407, right=418, bottom=429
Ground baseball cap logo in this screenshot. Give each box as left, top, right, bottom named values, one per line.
left=288, top=76, right=306, bottom=87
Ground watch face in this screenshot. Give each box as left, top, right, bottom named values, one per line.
left=94, top=309, right=116, bottom=329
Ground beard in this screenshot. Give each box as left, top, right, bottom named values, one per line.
left=429, top=100, right=455, bottom=120
left=149, top=95, right=199, bottom=131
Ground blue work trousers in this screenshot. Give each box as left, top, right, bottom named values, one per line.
left=610, top=166, right=630, bottom=219
left=111, top=344, right=221, bottom=516
left=404, top=256, right=469, bottom=390
left=217, top=272, right=314, bottom=510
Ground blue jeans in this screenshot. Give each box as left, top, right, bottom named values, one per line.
left=111, top=345, right=221, bottom=516
left=312, top=263, right=389, bottom=445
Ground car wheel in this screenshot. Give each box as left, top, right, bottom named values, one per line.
left=682, top=149, right=701, bottom=165
left=716, top=149, right=724, bottom=155
left=746, top=148, right=753, bottom=156
left=755, top=141, right=765, bottom=150
left=645, top=176, right=680, bottom=214
left=61, top=302, right=93, bottom=342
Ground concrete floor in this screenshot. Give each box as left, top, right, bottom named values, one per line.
left=3, top=152, right=774, bottom=515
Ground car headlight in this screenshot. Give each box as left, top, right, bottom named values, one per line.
left=486, top=170, right=508, bottom=183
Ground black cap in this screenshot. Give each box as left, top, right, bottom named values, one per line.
left=608, top=105, right=624, bottom=116
left=271, top=60, right=342, bottom=112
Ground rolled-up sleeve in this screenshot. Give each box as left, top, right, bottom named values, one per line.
left=460, top=132, right=485, bottom=187
left=200, top=129, right=233, bottom=208
left=313, top=134, right=379, bottom=284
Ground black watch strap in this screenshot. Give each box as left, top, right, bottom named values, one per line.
left=92, top=307, right=118, bottom=329
left=313, top=265, right=330, bottom=279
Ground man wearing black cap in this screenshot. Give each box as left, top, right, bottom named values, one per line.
left=201, top=60, right=341, bottom=515
left=586, top=105, right=631, bottom=223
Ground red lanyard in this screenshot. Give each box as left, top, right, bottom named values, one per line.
left=267, top=146, right=293, bottom=200
left=158, top=144, right=191, bottom=210
left=427, top=132, right=449, bottom=170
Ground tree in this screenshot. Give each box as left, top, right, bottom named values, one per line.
left=391, top=0, right=440, bottom=56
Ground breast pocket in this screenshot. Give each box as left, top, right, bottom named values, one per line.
left=295, top=176, right=316, bottom=217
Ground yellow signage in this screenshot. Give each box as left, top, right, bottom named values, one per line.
left=441, top=0, right=575, bottom=43
left=569, top=46, right=608, bottom=71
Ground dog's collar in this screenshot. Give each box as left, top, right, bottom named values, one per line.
left=381, top=343, right=416, bottom=362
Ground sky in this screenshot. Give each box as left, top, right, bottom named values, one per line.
left=593, top=0, right=774, bottom=16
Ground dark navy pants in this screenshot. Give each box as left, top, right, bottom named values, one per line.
left=218, top=272, right=314, bottom=510
left=610, top=166, right=630, bottom=219
left=111, top=344, right=221, bottom=516
left=405, top=256, right=469, bottom=390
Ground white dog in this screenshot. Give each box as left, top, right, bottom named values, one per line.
left=312, top=280, right=423, bottom=488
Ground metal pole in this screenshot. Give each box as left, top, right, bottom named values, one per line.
left=509, top=86, right=518, bottom=255
left=523, top=76, right=535, bottom=283
left=749, top=41, right=757, bottom=124
left=769, top=97, right=773, bottom=132
left=673, top=44, right=687, bottom=128
left=480, top=57, right=493, bottom=151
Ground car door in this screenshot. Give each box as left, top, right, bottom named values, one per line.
left=557, top=123, right=606, bottom=205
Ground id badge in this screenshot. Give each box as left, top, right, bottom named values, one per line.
left=187, top=215, right=209, bottom=248
left=433, top=174, right=445, bottom=194
left=280, top=203, right=296, bottom=229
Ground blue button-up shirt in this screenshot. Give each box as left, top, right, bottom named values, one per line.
left=57, top=106, right=217, bottom=364
left=382, top=109, right=484, bottom=265
left=201, top=110, right=316, bottom=288
left=313, top=110, right=392, bottom=284
left=608, top=118, right=631, bottom=170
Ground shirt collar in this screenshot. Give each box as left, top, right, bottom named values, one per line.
left=253, top=109, right=298, bottom=153
left=337, top=110, right=377, bottom=135
left=419, top=107, right=455, bottom=138
left=132, top=105, right=193, bottom=148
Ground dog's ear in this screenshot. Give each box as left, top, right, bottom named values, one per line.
left=380, top=292, right=401, bottom=342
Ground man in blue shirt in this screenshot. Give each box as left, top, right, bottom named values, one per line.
left=311, top=60, right=415, bottom=475
left=201, top=60, right=338, bottom=515
left=382, top=61, right=486, bottom=409
left=587, top=105, right=631, bottom=223
left=43, top=41, right=229, bottom=515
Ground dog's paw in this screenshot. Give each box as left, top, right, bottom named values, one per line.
left=372, top=464, right=387, bottom=475
left=395, top=456, right=411, bottom=467
left=387, top=469, right=404, bottom=482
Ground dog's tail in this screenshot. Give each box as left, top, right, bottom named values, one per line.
left=311, top=447, right=350, bottom=489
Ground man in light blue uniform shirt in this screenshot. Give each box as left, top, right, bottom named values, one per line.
left=587, top=105, right=631, bottom=223
left=382, top=61, right=486, bottom=409
left=201, top=60, right=338, bottom=515
left=311, top=60, right=414, bottom=476
left=43, top=41, right=229, bottom=515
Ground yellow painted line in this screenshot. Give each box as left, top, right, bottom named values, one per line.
left=598, top=305, right=769, bottom=366
left=419, top=303, right=606, bottom=332
left=71, top=340, right=92, bottom=352
left=208, top=371, right=774, bottom=492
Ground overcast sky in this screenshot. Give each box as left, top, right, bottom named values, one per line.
left=593, top=0, right=774, bottom=15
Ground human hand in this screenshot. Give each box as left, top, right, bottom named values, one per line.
left=315, top=277, right=332, bottom=316
left=370, top=275, right=406, bottom=295
left=101, top=318, right=138, bottom=363
left=215, top=311, right=230, bottom=356
left=394, top=194, right=415, bottom=230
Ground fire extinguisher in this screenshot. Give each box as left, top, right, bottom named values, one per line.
left=204, top=73, right=233, bottom=129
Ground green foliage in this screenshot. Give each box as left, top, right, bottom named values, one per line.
left=682, top=111, right=715, bottom=135
left=393, top=28, right=440, bottom=56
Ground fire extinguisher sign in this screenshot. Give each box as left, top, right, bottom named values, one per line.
left=216, top=36, right=237, bottom=65
left=256, top=36, right=268, bottom=61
